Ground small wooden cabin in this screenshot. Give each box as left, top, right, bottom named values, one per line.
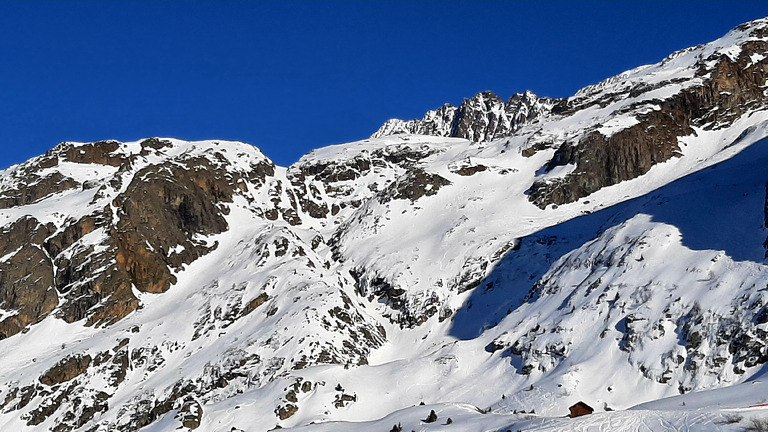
left=568, top=401, right=594, bottom=418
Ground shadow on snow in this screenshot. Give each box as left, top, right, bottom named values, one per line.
left=450, top=136, right=768, bottom=340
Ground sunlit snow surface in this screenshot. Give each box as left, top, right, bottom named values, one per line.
left=1, top=18, right=768, bottom=432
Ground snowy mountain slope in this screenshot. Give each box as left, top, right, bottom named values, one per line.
left=0, top=138, right=391, bottom=431
left=0, top=16, right=768, bottom=432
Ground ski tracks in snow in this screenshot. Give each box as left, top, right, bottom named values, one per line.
left=512, top=410, right=725, bottom=432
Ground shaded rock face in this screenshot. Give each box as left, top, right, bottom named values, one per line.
left=528, top=39, right=768, bottom=208
left=0, top=173, right=79, bottom=209
left=527, top=123, right=686, bottom=207
left=0, top=139, right=214, bottom=334
left=47, top=211, right=139, bottom=327
left=764, top=181, right=768, bottom=256
left=371, top=90, right=556, bottom=142
left=0, top=217, right=58, bottom=339
left=46, top=157, right=239, bottom=327
left=61, top=140, right=125, bottom=167
left=70, top=155, right=259, bottom=325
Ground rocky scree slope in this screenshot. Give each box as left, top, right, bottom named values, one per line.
left=0, top=16, right=768, bottom=432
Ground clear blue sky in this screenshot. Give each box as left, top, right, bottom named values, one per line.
left=0, top=1, right=766, bottom=168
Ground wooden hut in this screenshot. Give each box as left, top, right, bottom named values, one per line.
left=568, top=401, right=594, bottom=418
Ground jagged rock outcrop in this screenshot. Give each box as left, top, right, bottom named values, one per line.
left=0, top=217, right=58, bottom=339
left=39, top=355, right=93, bottom=386
left=372, top=90, right=556, bottom=142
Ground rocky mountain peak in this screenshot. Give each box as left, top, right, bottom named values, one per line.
left=371, top=89, right=557, bottom=142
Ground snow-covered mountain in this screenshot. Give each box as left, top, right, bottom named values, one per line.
left=371, top=90, right=556, bottom=143
left=1, top=16, right=768, bottom=432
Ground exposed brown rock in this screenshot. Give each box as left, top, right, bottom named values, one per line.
left=46, top=213, right=113, bottom=322
left=454, top=164, right=488, bottom=176
left=240, top=293, right=269, bottom=318
left=45, top=214, right=104, bottom=257
left=285, top=180, right=329, bottom=220
left=285, top=390, right=298, bottom=403
left=280, top=207, right=302, bottom=226
left=109, top=157, right=233, bottom=293
left=58, top=390, right=109, bottom=432
left=109, top=349, right=130, bottom=386
left=529, top=41, right=768, bottom=208
left=0, top=387, right=18, bottom=411
left=47, top=210, right=139, bottom=326
left=1, top=141, right=271, bottom=329
left=528, top=124, right=685, bottom=207
left=371, top=145, right=440, bottom=167
left=380, top=169, right=451, bottom=203
left=333, top=393, right=357, bottom=408
left=25, top=383, right=73, bottom=426
left=15, top=384, right=37, bottom=410
left=62, top=140, right=125, bottom=167
left=138, top=137, right=173, bottom=155
left=276, top=403, right=298, bottom=420
left=304, top=156, right=371, bottom=183
left=179, top=398, right=203, bottom=429
left=0, top=217, right=58, bottom=339
left=40, top=354, right=92, bottom=386
left=65, top=151, right=269, bottom=325
left=301, top=381, right=312, bottom=393
left=0, top=172, right=80, bottom=209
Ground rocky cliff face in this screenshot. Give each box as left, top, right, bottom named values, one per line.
left=0, top=217, right=58, bottom=339
left=373, top=21, right=768, bottom=212
left=0, top=138, right=279, bottom=335
left=0, top=17, right=768, bottom=432
left=528, top=32, right=768, bottom=208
